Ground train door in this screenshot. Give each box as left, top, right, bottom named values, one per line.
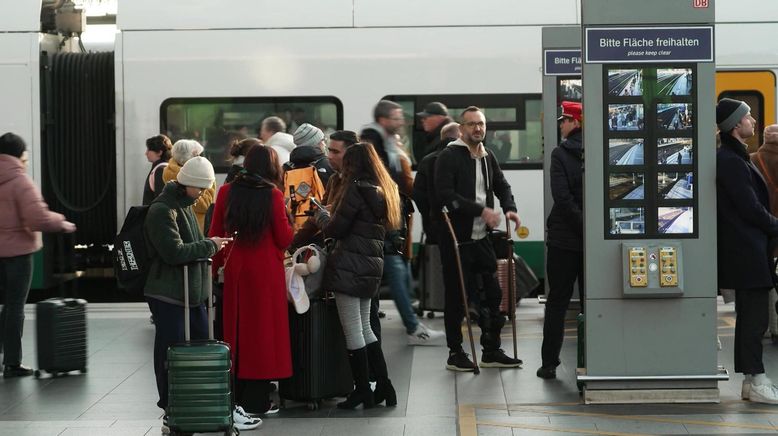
left=716, top=71, right=776, bottom=152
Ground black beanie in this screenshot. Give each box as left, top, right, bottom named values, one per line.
left=0, top=133, right=26, bottom=158
left=716, top=98, right=750, bottom=133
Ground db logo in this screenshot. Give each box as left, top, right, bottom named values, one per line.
left=693, top=0, right=709, bottom=8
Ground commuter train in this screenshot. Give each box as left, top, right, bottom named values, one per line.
left=1, top=0, right=777, bottom=292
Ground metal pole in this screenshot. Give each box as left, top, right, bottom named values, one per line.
left=506, top=217, right=518, bottom=360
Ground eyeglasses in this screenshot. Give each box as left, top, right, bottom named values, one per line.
left=463, top=121, right=485, bottom=128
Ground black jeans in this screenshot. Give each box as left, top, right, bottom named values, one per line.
left=734, top=288, right=770, bottom=375
left=0, top=254, right=34, bottom=367
left=438, top=233, right=504, bottom=353
left=147, top=297, right=208, bottom=411
left=541, top=246, right=584, bottom=368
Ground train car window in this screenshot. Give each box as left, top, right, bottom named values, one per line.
left=160, top=97, right=343, bottom=172
left=384, top=94, right=542, bottom=169
left=717, top=91, right=763, bottom=152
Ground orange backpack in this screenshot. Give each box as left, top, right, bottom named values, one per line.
left=284, top=166, right=326, bottom=232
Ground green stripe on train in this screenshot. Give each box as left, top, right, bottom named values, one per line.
left=412, top=240, right=545, bottom=279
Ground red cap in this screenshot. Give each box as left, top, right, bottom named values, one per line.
left=558, top=101, right=582, bottom=122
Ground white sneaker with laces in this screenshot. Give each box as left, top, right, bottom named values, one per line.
left=748, top=382, right=778, bottom=404
left=407, top=323, right=445, bottom=346
left=234, top=405, right=262, bottom=430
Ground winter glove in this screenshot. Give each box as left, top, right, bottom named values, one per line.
left=314, top=207, right=331, bottom=228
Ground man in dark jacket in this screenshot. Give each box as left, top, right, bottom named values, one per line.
left=414, top=102, right=453, bottom=163
left=537, top=101, right=584, bottom=380
left=361, top=100, right=444, bottom=346
left=435, top=106, right=522, bottom=371
left=716, top=98, right=778, bottom=404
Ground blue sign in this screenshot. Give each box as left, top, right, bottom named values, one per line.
left=585, top=26, right=713, bottom=63
left=544, top=50, right=582, bottom=76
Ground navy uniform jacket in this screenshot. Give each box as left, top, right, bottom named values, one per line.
left=717, top=132, right=778, bottom=289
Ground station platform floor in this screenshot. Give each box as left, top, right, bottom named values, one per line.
left=1, top=298, right=778, bottom=436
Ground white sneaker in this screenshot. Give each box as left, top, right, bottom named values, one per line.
left=748, top=383, right=778, bottom=405
left=407, top=323, right=445, bottom=346
left=234, top=405, right=262, bottom=430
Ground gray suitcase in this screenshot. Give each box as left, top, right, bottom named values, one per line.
left=417, top=243, right=445, bottom=318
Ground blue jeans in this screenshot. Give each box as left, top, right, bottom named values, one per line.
left=0, top=254, right=33, bottom=366
left=383, top=254, right=419, bottom=334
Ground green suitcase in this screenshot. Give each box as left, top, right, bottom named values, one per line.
left=166, top=261, right=234, bottom=435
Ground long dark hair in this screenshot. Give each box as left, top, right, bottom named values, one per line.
left=225, top=146, right=283, bottom=243
left=329, top=142, right=402, bottom=230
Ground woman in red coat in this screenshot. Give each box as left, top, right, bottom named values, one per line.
left=210, top=144, right=293, bottom=414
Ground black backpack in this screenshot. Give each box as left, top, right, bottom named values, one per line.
left=113, top=206, right=151, bottom=295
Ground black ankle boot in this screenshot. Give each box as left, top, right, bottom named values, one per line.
left=366, top=341, right=397, bottom=406
left=337, top=347, right=374, bottom=410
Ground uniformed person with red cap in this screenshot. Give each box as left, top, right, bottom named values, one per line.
left=537, top=101, right=584, bottom=379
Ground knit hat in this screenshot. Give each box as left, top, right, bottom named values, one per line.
left=0, top=132, right=26, bottom=158
left=171, top=139, right=204, bottom=165
left=558, top=101, right=583, bottom=122
left=177, top=156, right=215, bottom=189
left=716, top=98, right=750, bottom=133
left=293, top=123, right=325, bottom=148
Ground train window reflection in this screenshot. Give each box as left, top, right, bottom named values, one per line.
left=608, top=69, right=643, bottom=96
left=656, top=68, right=693, bottom=96
left=657, top=138, right=693, bottom=165
left=658, top=207, right=694, bottom=234
left=608, top=139, right=644, bottom=165
left=657, top=103, right=693, bottom=131
left=609, top=172, right=644, bottom=200
left=608, top=104, right=644, bottom=132
left=609, top=207, right=645, bottom=235
left=161, top=97, right=342, bottom=172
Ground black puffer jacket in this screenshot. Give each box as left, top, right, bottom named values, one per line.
left=322, top=180, right=387, bottom=299
left=546, top=128, right=584, bottom=251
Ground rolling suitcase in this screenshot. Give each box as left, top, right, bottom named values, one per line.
left=35, top=233, right=87, bottom=378
left=166, top=260, right=234, bottom=435
left=280, top=298, right=353, bottom=409
left=417, top=243, right=446, bottom=318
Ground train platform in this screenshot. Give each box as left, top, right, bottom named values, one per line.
left=1, top=299, right=778, bottom=436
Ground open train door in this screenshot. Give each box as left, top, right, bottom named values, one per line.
left=716, top=71, right=776, bottom=152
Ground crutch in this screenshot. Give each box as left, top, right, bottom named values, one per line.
left=505, top=216, right=518, bottom=360
left=442, top=207, right=480, bottom=374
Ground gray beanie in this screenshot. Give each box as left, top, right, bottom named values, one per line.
left=716, top=98, right=751, bottom=133
left=177, top=156, right=215, bottom=189
left=293, top=123, right=325, bottom=148
left=172, top=139, right=204, bottom=165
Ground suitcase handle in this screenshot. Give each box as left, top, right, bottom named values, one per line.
left=183, top=258, right=214, bottom=343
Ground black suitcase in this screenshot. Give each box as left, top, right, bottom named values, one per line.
left=417, top=243, right=445, bottom=318
left=35, top=234, right=87, bottom=378
left=35, top=298, right=88, bottom=377
left=280, top=298, right=353, bottom=409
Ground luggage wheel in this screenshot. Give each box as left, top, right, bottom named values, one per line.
left=34, top=370, right=41, bottom=379
left=415, top=309, right=424, bottom=317
left=426, top=311, right=436, bottom=319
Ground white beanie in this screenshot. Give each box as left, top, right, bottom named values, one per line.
left=177, top=156, right=215, bottom=189
left=293, top=123, right=325, bottom=148
left=172, top=139, right=204, bottom=165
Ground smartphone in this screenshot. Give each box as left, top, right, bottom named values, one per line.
left=310, top=197, right=325, bottom=210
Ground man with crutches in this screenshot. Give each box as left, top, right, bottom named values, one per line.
left=434, top=106, right=523, bottom=372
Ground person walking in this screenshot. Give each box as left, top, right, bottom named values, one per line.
left=315, top=142, right=402, bottom=409
left=537, top=101, right=584, bottom=379
left=716, top=98, right=778, bottom=404
left=0, top=133, right=76, bottom=378
left=209, top=146, right=293, bottom=415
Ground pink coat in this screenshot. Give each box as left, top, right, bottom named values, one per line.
left=0, top=155, right=68, bottom=257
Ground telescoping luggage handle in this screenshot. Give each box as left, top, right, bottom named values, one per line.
left=183, top=258, right=214, bottom=343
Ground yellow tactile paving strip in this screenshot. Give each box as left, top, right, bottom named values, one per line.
left=458, top=401, right=778, bottom=435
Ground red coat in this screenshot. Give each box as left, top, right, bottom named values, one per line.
left=210, top=183, right=293, bottom=380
